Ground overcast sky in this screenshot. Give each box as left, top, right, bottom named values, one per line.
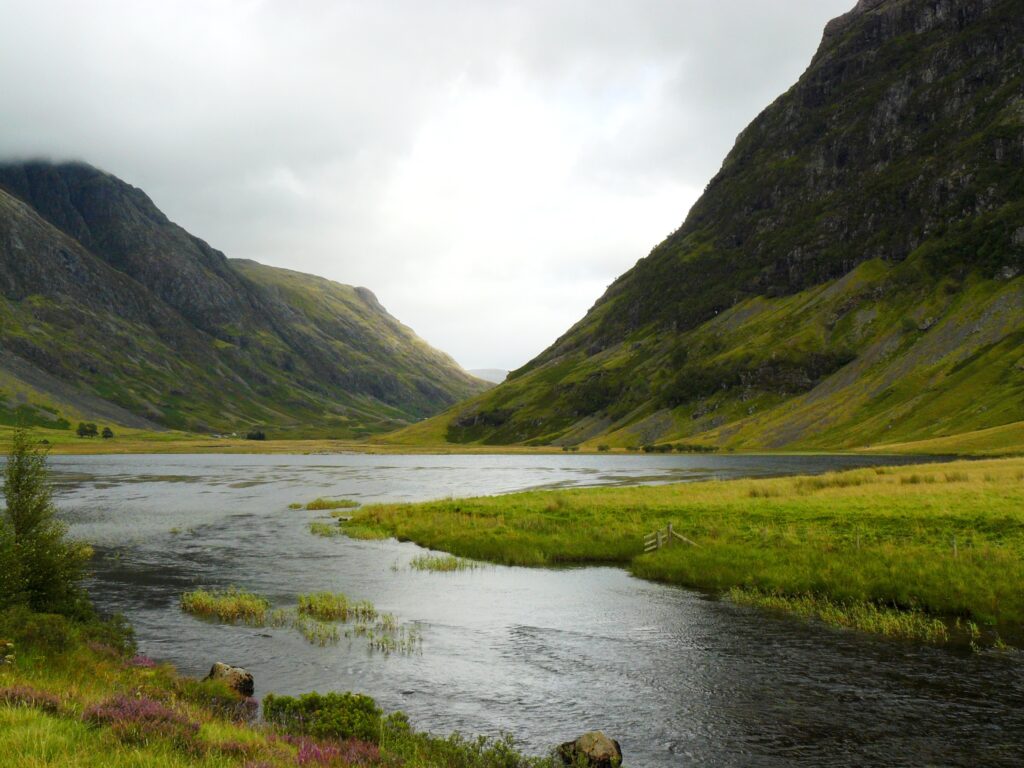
left=0, top=0, right=852, bottom=371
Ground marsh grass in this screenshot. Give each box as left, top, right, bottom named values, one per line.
left=727, top=587, right=950, bottom=644
left=345, top=457, right=1024, bottom=646
left=305, top=498, right=360, bottom=511
left=409, top=554, right=481, bottom=572
left=178, top=589, right=406, bottom=651
left=179, top=588, right=269, bottom=625
left=290, top=615, right=340, bottom=646
left=309, top=521, right=342, bottom=537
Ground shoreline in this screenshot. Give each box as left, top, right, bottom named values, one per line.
left=339, top=456, right=1024, bottom=649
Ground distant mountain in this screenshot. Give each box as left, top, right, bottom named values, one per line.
left=467, top=369, right=507, bottom=384
left=0, top=161, right=487, bottom=437
left=398, top=0, right=1024, bottom=450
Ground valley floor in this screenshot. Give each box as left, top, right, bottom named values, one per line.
left=5, top=419, right=1024, bottom=456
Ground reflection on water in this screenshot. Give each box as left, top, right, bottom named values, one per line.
left=48, top=453, right=1023, bottom=767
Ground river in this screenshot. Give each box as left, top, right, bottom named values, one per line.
left=50, top=452, right=1024, bottom=767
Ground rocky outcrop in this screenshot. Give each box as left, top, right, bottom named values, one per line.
left=557, top=731, right=622, bottom=768
left=203, top=662, right=254, bottom=697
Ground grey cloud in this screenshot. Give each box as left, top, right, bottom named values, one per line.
left=0, top=0, right=853, bottom=369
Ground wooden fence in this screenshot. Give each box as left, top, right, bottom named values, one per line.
left=643, top=523, right=700, bottom=553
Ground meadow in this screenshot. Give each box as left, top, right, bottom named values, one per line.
left=343, top=457, right=1024, bottom=646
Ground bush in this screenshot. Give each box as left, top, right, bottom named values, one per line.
left=245, top=430, right=266, bottom=441
left=263, top=691, right=383, bottom=744
left=101, top=427, right=114, bottom=439
left=75, top=422, right=98, bottom=438
left=1, top=428, right=91, bottom=615
left=83, top=695, right=200, bottom=748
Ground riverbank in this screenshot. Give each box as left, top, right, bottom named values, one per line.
left=343, top=456, right=1024, bottom=647
left=0, top=608, right=564, bottom=767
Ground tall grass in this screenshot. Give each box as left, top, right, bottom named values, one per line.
left=409, top=554, right=481, bottom=572
left=305, top=498, right=360, bottom=511
left=297, top=592, right=377, bottom=622
left=179, top=588, right=269, bottom=625
left=727, top=587, right=951, bottom=644
left=345, top=457, right=1024, bottom=646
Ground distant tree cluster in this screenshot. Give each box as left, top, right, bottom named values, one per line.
left=75, top=423, right=114, bottom=439
left=641, top=443, right=720, bottom=454
left=245, top=430, right=266, bottom=441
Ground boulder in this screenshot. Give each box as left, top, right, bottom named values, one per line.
left=557, top=731, right=622, bottom=767
left=203, top=662, right=254, bottom=697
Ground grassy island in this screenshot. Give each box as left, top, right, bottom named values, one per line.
left=344, top=457, right=1024, bottom=647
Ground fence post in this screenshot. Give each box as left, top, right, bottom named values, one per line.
left=667, top=523, right=674, bottom=547
left=952, top=535, right=958, bottom=559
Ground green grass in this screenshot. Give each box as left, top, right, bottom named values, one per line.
left=309, top=521, right=342, bottom=537
left=727, top=587, right=953, bottom=644
left=345, top=457, right=1024, bottom=646
left=297, top=592, right=377, bottom=622
left=305, top=498, right=360, bottom=511
left=0, top=607, right=558, bottom=766
left=179, top=588, right=269, bottom=625
left=409, top=554, right=481, bottom=572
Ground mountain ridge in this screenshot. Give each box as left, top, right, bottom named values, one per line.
left=0, top=161, right=487, bottom=436
left=390, top=0, right=1024, bottom=451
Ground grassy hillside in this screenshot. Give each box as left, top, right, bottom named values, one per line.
left=0, top=163, right=486, bottom=439
left=403, top=0, right=1024, bottom=451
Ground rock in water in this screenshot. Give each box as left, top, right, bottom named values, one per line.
left=557, top=731, right=623, bottom=767
left=204, top=662, right=254, bottom=697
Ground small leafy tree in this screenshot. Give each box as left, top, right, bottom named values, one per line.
left=76, top=422, right=98, bottom=438
left=1, top=428, right=91, bottom=615
left=101, top=427, right=114, bottom=439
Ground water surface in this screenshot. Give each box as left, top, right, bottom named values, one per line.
left=50, top=453, right=1023, bottom=767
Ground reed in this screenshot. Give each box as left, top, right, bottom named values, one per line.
left=409, top=554, right=480, bottom=572
left=179, top=588, right=269, bottom=625
left=305, top=498, right=360, bottom=511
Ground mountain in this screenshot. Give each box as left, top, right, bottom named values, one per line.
left=0, top=161, right=486, bottom=437
left=398, top=0, right=1024, bottom=450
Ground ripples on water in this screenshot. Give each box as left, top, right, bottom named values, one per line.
left=46, top=453, right=1024, bottom=767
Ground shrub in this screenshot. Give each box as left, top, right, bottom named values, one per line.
left=83, top=695, right=199, bottom=748
left=0, top=684, right=61, bottom=713
left=245, top=430, right=266, bottom=441
left=263, top=691, right=383, bottom=743
left=1, top=428, right=91, bottom=615
left=597, top=444, right=611, bottom=452
left=101, top=427, right=114, bottom=439
left=75, top=422, right=98, bottom=438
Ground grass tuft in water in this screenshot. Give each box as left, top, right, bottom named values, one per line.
left=309, top=521, right=343, bottom=537
left=727, top=587, right=950, bottom=644
left=409, top=554, right=481, bottom=572
left=180, top=588, right=269, bottom=625
left=306, top=498, right=360, bottom=511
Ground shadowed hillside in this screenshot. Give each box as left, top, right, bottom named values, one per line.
left=0, top=162, right=486, bottom=437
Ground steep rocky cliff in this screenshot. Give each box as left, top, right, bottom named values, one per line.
left=0, top=162, right=486, bottom=436
left=404, top=0, right=1024, bottom=449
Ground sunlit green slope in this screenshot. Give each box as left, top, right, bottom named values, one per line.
left=390, top=0, right=1024, bottom=451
